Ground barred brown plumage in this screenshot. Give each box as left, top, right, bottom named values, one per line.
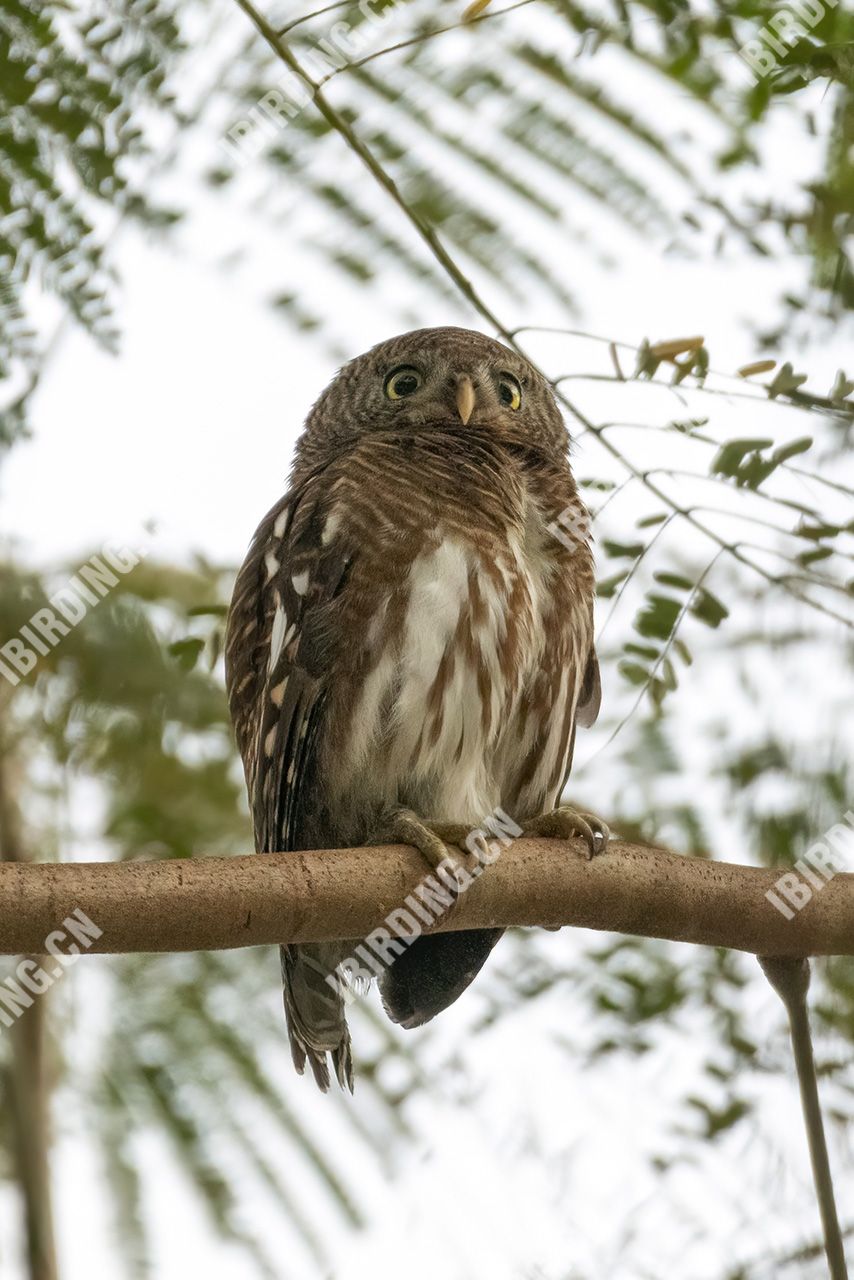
left=225, top=327, right=602, bottom=1091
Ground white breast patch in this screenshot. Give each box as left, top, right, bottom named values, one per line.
left=336, top=522, right=558, bottom=824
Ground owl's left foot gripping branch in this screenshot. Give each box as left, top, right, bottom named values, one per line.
left=368, top=808, right=482, bottom=911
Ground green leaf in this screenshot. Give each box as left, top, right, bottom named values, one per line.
left=602, top=540, right=645, bottom=559
left=712, top=438, right=774, bottom=477
left=654, top=572, right=695, bottom=590
left=597, top=571, right=629, bottom=598
left=691, top=589, right=729, bottom=628
left=187, top=604, right=228, bottom=617
left=661, top=657, right=678, bottom=691
left=795, top=520, right=843, bottom=541
left=168, top=637, right=205, bottom=670
left=625, top=642, right=660, bottom=661
left=635, top=594, right=681, bottom=641
left=797, top=547, right=833, bottom=566
left=673, top=638, right=693, bottom=666
left=771, top=436, right=812, bottom=464
left=829, top=369, right=854, bottom=402
left=618, top=660, right=650, bottom=686
left=767, top=361, right=808, bottom=398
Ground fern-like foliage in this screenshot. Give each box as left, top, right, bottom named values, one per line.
left=0, top=0, right=185, bottom=439
left=203, top=0, right=853, bottom=353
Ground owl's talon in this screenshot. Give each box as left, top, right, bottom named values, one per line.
left=524, top=805, right=610, bottom=860
left=371, top=809, right=473, bottom=916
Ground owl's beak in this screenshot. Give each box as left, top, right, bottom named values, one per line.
left=455, top=375, right=476, bottom=426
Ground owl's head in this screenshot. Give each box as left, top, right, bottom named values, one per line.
left=299, top=327, right=568, bottom=460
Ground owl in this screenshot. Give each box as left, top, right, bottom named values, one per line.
left=225, top=327, right=605, bottom=1091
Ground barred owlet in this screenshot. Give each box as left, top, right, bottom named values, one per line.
left=225, top=327, right=605, bottom=1092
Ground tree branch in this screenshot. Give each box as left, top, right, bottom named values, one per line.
left=0, top=839, right=850, bottom=957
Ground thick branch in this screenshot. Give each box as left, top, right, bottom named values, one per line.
left=0, top=840, right=850, bottom=957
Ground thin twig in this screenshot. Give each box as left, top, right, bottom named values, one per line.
left=317, top=0, right=538, bottom=86
left=597, top=547, right=725, bottom=753
left=278, top=0, right=351, bottom=37
left=596, top=511, right=677, bottom=642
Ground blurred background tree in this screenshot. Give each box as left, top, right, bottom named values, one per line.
left=0, top=1, right=852, bottom=1277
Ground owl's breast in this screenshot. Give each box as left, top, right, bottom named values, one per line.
left=327, top=495, right=587, bottom=826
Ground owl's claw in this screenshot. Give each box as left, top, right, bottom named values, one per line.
left=523, top=805, right=610, bottom=860
left=371, top=809, right=475, bottom=915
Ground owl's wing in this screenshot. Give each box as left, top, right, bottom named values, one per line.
left=225, top=481, right=360, bottom=1091
left=575, top=644, right=601, bottom=729
left=559, top=639, right=599, bottom=785
left=224, top=479, right=352, bottom=854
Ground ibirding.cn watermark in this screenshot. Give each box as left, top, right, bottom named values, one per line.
left=739, top=0, right=838, bottom=80
left=0, top=542, right=145, bottom=687
left=765, top=808, right=853, bottom=920
left=0, top=909, right=103, bottom=1031
left=327, top=807, right=522, bottom=1002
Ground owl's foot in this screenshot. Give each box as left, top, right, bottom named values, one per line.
left=371, top=809, right=475, bottom=914
left=523, top=805, right=610, bottom=860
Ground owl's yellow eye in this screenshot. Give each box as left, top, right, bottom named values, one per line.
left=498, top=373, right=522, bottom=410
left=384, top=366, right=422, bottom=400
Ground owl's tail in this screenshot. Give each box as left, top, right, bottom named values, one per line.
left=280, top=943, right=354, bottom=1092
left=380, top=928, right=505, bottom=1028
